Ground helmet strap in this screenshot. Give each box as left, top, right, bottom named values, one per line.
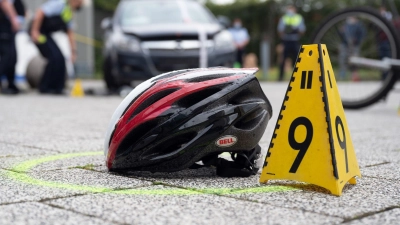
left=190, top=145, right=262, bottom=177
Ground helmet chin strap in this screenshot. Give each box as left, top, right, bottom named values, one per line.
left=190, top=145, right=262, bottom=177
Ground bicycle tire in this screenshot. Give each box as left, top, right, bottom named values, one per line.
left=310, top=7, right=400, bottom=109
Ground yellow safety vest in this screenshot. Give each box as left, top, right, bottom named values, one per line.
left=61, top=3, right=73, bottom=24
left=283, top=14, right=302, bottom=27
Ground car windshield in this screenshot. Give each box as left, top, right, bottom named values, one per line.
left=119, top=0, right=216, bottom=26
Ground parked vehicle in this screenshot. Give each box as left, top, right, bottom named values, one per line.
left=101, top=0, right=236, bottom=91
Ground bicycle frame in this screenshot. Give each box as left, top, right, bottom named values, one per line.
left=349, top=56, right=400, bottom=71
left=348, top=0, right=400, bottom=72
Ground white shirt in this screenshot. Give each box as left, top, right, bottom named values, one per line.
left=228, top=27, right=250, bottom=45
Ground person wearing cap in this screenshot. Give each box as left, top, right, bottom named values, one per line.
left=30, top=0, right=83, bottom=94
left=277, top=5, right=305, bottom=81
left=0, top=0, right=24, bottom=94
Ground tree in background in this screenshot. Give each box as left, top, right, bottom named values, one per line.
left=94, top=0, right=119, bottom=12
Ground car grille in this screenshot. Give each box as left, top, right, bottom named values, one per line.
left=152, top=56, right=199, bottom=72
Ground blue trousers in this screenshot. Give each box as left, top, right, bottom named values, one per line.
left=379, top=40, right=391, bottom=80
left=0, top=31, right=16, bottom=89
left=279, top=41, right=300, bottom=81
left=35, top=34, right=66, bottom=93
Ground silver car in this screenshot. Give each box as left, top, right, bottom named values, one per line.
left=101, top=0, right=236, bottom=91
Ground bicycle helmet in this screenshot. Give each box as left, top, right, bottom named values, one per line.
left=104, top=68, right=273, bottom=177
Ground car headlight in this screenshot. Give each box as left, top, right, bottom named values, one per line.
left=112, top=32, right=141, bottom=52
left=214, top=30, right=235, bottom=52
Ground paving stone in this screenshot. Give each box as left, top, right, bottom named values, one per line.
left=227, top=177, right=400, bottom=220
left=357, top=159, right=390, bottom=168
left=30, top=168, right=152, bottom=190
left=0, top=152, right=104, bottom=172
left=343, top=208, right=400, bottom=225
left=30, top=138, right=103, bottom=153
left=31, top=153, right=104, bottom=172
left=353, top=140, right=400, bottom=163
left=0, top=143, right=55, bottom=157
left=48, top=185, right=342, bottom=225
left=0, top=169, right=82, bottom=204
left=361, top=162, right=400, bottom=181
left=0, top=202, right=110, bottom=225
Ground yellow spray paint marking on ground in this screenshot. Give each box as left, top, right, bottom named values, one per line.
left=4, top=151, right=295, bottom=195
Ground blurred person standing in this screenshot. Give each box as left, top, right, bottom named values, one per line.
left=30, top=0, right=82, bottom=94
left=0, top=0, right=24, bottom=94
left=338, top=16, right=365, bottom=81
left=277, top=5, right=305, bottom=81
left=228, top=18, right=250, bottom=68
left=378, top=6, right=393, bottom=80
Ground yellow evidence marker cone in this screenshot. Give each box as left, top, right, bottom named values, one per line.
left=70, top=79, right=85, bottom=97
left=260, top=44, right=361, bottom=196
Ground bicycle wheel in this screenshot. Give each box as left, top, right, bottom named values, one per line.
left=310, top=7, right=400, bottom=109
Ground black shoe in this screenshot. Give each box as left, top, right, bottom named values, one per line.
left=53, top=90, right=65, bottom=95
left=39, top=89, right=65, bottom=95
left=1, top=87, right=19, bottom=95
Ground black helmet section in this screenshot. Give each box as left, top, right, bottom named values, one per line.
left=110, top=74, right=272, bottom=176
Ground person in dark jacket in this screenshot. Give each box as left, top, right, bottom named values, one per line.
left=30, top=0, right=83, bottom=94
left=0, top=0, right=24, bottom=94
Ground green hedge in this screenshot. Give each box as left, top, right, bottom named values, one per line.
left=94, top=0, right=119, bottom=12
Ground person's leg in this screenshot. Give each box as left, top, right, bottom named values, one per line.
left=36, top=35, right=66, bottom=94
left=338, top=44, right=347, bottom=80
left=46, top=37, right=65, bottom=93
left=35, top=36, right=53, bottom=93
left=236, top=48, right=244, bottom=68
left=279, top=42, right=288, bottom=81
left=0, top=35, right=18, bottom=94
left=0, top=39, right=6, bottom=90
left=4, top=33, right=18, bottom=92
left=351, top=45, right=361, bottom=81
left=0, top=23, right=10, bottom=90
left=379, top=40, right=391, bottom=80
left=289, top=41, right=299, bottom=69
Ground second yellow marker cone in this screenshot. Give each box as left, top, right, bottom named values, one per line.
left=71, top=79, right=85, bottom=97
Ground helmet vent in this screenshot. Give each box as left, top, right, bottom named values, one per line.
left=186, top=74, right=235, bottom=83
left=130, top=88, right=179, bottom=120
left=234, top=108, right=265, bottom=130
left=229, top=89, right=255, bottom=105
left=122, top=83, right=156, bottom=117
left=141, top=131, right=198, bottom=160
left=116, top=118, right=166, bottom=156
left=176, top=84, right=228, bottom=108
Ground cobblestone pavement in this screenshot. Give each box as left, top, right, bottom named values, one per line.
left=0, top=81, right=399, bottom=225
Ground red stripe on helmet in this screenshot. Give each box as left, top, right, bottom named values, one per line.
left=106, top=74, right=247, bottom=168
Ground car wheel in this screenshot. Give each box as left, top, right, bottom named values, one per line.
left=103, top=56, right=119, bottom=92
